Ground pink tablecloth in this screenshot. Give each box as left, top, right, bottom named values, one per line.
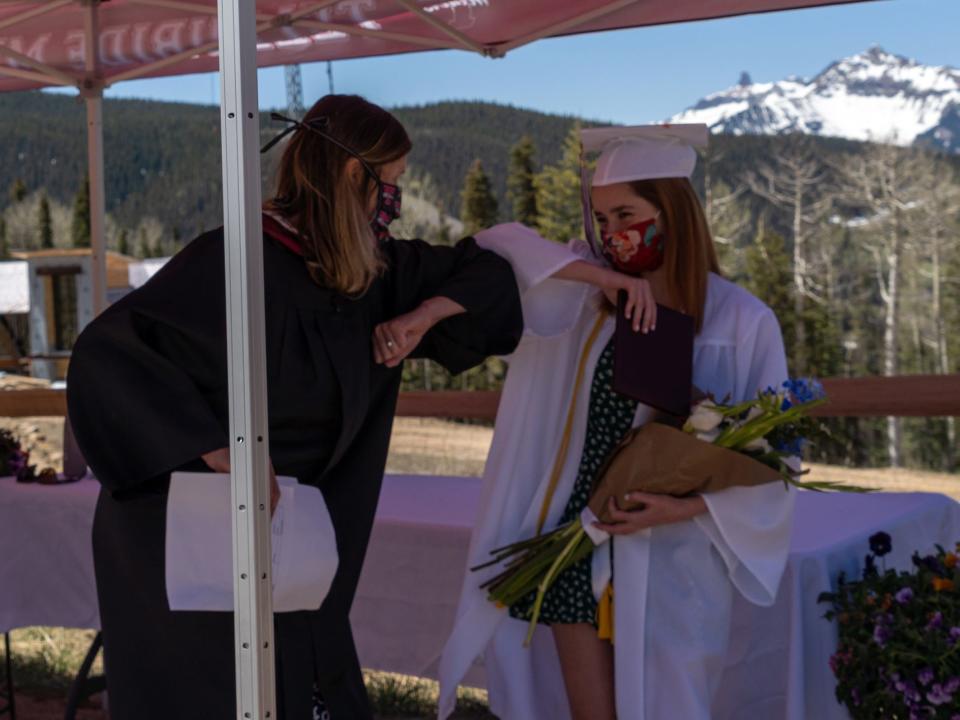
left=2, top=475, right=960, bottom=719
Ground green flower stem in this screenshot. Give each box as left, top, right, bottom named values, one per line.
left=487, top=523, right=583, bottom=603
left=524, top=528, right=589, bottom=646
left=496, top=525, right=589, bottom=606
left=478, top=524, right=575, bottom=583
left=715, top=399, right=826, bottom=450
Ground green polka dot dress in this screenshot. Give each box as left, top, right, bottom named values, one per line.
left=509, top=336, right=639, bottom=626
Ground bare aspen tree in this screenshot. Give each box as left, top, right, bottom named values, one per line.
left=703, top=145, right=750, bottom=246
left=913, top=154, right=960, bottom=470
left=836, top=143, right=926, bottom=468
left=746, top=139, right=833, bottom=374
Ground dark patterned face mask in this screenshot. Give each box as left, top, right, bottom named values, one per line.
left=372, top=182, right=402, bottom=242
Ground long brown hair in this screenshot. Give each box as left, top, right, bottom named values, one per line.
left=628, top=178, right=720, bottom=332
left=265, top=95, right=411, bottom=295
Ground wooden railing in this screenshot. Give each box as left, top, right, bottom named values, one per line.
left=2, top=374, right=960, bottom=420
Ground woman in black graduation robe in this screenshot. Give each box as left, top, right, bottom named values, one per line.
left=65, top=96, right=522, bottom=720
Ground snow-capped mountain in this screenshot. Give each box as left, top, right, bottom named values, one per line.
left=668, top=47, right=960, bottom=153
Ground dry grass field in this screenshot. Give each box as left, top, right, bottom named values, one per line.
left=385, top=417, right=960, bottom=499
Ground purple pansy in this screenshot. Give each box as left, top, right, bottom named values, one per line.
left=928, top=684, right=953, bottom=706
left=873, top=623, right=891, bottom=647
left=895, top=587, right=914, bottom=604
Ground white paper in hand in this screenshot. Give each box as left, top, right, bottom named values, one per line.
left=165, top=472, right=338, bottom=613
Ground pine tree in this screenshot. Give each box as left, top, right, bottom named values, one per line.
left=172, top=227, right=182, bottom=251
left=71, top=178, right=91, bottom=248
left=152, top=236, right=165, bottom=259
left=38, top=193, right=53, bottom=249
left=0, top=216, right=8, bottom=259
left=9, top=178, right=26, bottom=204
left=743, top=224, right=796, bottom=367
left=535, top=124, right=584, bottom=243
left=137, top=228, right=149, bottom=259
left=460, top=159, right=498, bottom=236
left=117, top=228, right=130, bottom=256
left=507, top=135, right=538, bottom=226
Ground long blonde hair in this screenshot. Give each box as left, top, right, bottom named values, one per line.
left=628, top=178, right=720, bottom=332
left=265, top=95, right=411, bottom=296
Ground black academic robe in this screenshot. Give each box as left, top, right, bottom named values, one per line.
left=66, top=221, right=522, bottom=720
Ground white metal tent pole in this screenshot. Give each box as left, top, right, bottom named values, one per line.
left=84, top=0, right=107, bottom=315
left=216, top=0, right=276, bottom=717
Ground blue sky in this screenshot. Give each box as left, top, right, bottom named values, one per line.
left=87, top=0, right=959, bottom=124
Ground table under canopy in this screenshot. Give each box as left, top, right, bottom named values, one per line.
left=3, top=474, right=959, bottom=719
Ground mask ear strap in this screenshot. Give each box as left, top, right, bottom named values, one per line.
left=579, top=144, right=602, bottom=258
left=260, top=115, right=299, bottom=154
left=261, top=112, right=384, bottom=185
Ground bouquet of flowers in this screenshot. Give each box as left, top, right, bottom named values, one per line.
left=818, top=533, right=960, bottom=718
left=474, top=378, right=864, bottom=645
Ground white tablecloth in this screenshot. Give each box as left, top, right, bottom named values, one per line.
left=2, top=475, right=959, bottom=719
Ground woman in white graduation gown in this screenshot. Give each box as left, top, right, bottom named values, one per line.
left=438, top=126, right=794, bottom=720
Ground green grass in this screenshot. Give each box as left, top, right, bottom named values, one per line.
left=365, top=671, right=494, bottom=719
left=3, top=627, right=496, bottom=718
left=2, top=627, right=100, bottom=697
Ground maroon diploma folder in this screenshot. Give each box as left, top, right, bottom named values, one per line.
left=613, top=293, right=695, bottom=417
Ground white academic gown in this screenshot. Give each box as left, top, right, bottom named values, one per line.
left=438, top=223, right=796, bottom=720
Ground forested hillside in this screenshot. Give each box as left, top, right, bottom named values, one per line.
left=2, top=91, right=959, bottom=472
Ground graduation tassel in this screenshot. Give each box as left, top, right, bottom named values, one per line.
left=597, top=582, right=615, bottom=643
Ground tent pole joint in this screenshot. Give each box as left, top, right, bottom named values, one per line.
left=79, top=78, right=105, bottom=98
left=271, top=12, right=293, bottom=29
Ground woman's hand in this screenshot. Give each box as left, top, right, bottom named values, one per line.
left=200, top=447, right=281, bottom=517
left=599, top=270, right=657, bottom=334
left=550, top=261, right=656, bottom=333
left=373, top=296, right=466, bottom=367
left=591, top=492, right=707, bottom=535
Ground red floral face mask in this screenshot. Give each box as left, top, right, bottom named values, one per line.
left=600, top=215, right=665, bottom=275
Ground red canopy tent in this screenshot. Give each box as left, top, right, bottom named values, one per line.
left=0, top=1, right=880, bottom=717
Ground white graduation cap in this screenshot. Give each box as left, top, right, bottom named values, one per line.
left=582, top=124, right=709, bottom=186
left=577, top=123, right=709, bottom=256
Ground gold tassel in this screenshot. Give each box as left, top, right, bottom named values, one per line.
left=596, top=583, right=614, bottom=642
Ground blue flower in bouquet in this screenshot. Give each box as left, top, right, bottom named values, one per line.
left=775, top=435, right=806, bottom=455
left=784, top=378, right=826, bottom=405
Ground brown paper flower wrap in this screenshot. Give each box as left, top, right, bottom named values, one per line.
left=588, top=422, right=783, bottom=522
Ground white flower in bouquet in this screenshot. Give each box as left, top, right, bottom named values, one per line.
left=743, top=436, right=773, bottom=453
left=746, top=405, right=765, bottom=422
left=684, top=400, right=725, bottom=434
left=695, top=427, right=723, bottom=444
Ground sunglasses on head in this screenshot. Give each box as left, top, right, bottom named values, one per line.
left=260, top=112, right=383, bottom=186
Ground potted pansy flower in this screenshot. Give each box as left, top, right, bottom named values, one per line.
left=0, top=428, right=34, bottom=481
left=819, top=533, right=960, bottom=718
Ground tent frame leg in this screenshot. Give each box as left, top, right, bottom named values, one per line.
left=217, top=0, right=276, bottom=718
